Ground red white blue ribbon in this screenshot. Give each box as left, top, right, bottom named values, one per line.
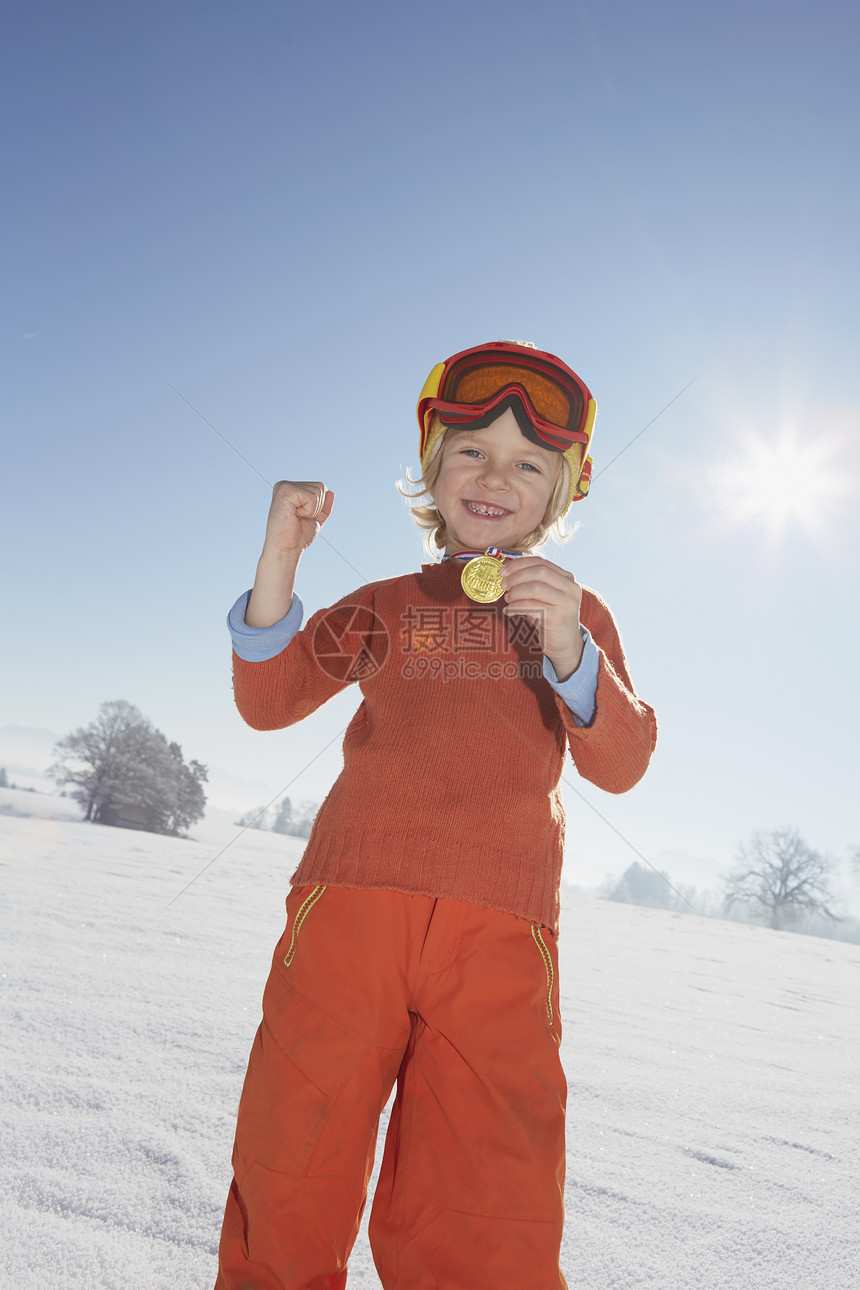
left=442, top=547, right=522, bottom=562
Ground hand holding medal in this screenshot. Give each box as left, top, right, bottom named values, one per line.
left=498, top=555, right=585, bottom=682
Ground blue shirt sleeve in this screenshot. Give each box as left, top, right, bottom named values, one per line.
left=227, top=591, right=305, bottom=662
left=543, top=627, right=599, bottom=726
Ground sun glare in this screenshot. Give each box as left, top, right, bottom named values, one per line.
left=711, top=426, right=849, bottom=544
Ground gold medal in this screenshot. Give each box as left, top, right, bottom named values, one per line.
left=461, top=550, right=506, bottom=603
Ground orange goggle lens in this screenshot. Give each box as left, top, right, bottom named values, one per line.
left=447, top=362, right=578, bottom=430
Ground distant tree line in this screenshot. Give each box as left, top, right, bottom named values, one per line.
left=1, top=768, right=39, bottom=793
left=50, top=700, right=207, bottom=836
left=599, top=828, right=859, bottom=944
left=236, top=796, right=319, bottom=839
left=603, top=861, right=679, bottom=910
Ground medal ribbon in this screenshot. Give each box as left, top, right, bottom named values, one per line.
left=442, top=547, right=522, bottom=562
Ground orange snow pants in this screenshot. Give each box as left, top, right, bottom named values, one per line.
left=215, top=885, right=568, bottom=1290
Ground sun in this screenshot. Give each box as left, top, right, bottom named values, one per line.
left=712, top=425, right=847, bottom=543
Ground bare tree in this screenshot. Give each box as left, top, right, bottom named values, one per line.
left=722, top=828, right=837, bottom=930
left=50, top=700, right=207, bottom=835
left=50, top=700, right=147, bottom=823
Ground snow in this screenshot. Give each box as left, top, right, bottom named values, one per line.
left=2, top=789, right=858, bottom=1289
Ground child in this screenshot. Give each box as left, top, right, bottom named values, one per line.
left=216, top=341, right=657, bottom=1290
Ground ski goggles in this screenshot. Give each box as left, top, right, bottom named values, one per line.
left=417, top=342, right=596, bottom=504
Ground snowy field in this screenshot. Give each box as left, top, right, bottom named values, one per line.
left=2, top=788, right=858, bottom=1290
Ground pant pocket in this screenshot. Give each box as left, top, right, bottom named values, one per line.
left=530, top=924, right=555, bottom=1026
left=283, top=882, right=326, bottom=968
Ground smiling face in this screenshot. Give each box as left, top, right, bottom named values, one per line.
left=432, top=406, right=563, bottom=554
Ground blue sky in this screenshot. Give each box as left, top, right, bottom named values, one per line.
left=3, top=0, right=858, bottom=898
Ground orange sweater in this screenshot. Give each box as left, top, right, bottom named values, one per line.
left=232, top=559, right=657, bottom=934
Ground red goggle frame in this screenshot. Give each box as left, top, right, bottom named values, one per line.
left=417, top=342, right=594, bottom=462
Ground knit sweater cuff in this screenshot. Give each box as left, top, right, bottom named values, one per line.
left=542, top=628, right=598, bottom=725
left=557, top=653, right=658, bottom=794
left=227, top=591, right=305, bottom=662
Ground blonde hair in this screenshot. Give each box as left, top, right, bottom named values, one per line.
left=399, top=417, right=573, bottom=555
